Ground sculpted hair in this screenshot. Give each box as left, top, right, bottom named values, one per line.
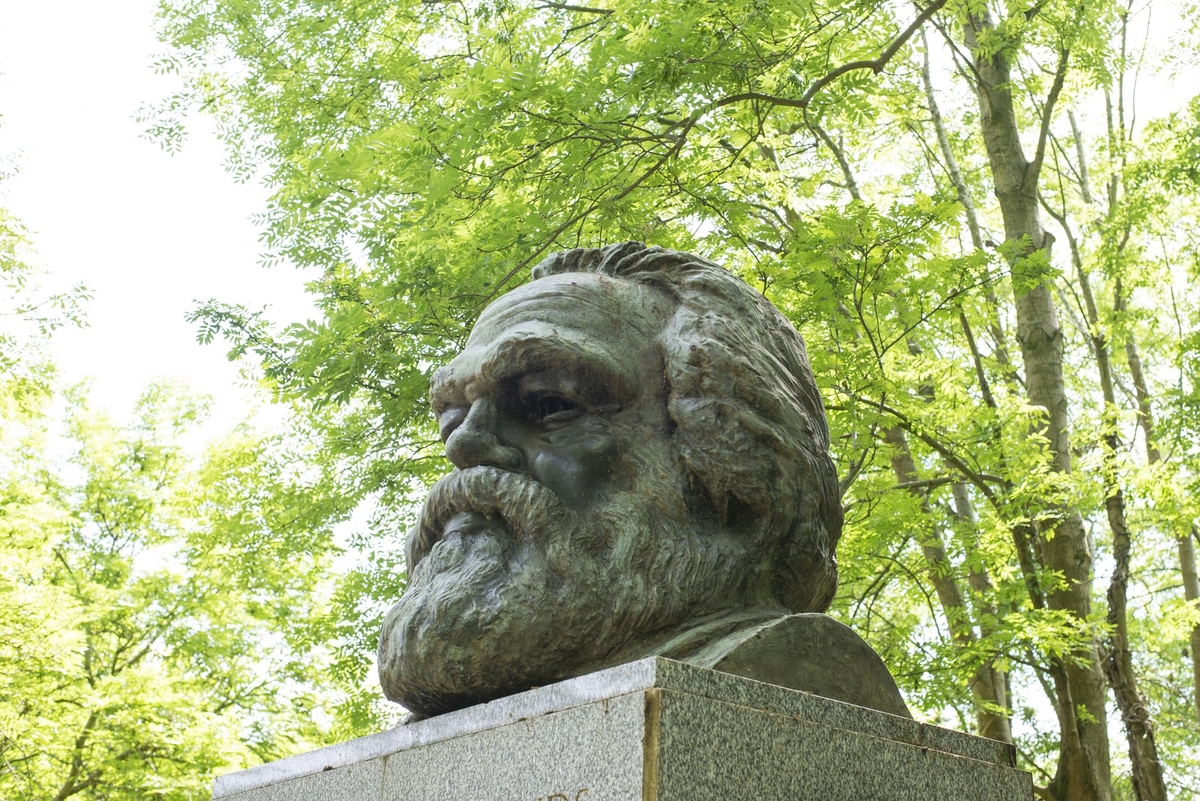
left=531, top=242, right=843, bottom=612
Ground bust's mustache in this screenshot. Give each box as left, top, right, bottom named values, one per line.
left=408, top=466, right=573, bottom=570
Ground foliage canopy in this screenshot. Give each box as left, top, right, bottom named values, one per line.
left=0, top=202, right=373, bottom=799
left=25, top=0, right=1192, bottom=796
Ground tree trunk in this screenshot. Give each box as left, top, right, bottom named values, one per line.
left=962, top=11, right=1112, bottom=801
left=920, top=38, right=1015, bottom=376
left=1123, top=314, right=1200, bottom=724
left=1181, top=530, right=1200, bottom=722
left=1071, top=258, right=1167, bottom=801
left=949, top=480, right=1012, bottom=744
left=884, top=426, right=1011, bottom=742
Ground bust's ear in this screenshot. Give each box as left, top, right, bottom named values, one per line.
left=667, top=395, right=782, bottom=525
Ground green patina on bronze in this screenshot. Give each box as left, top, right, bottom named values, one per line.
left=378, top=243, right=907, bottom=719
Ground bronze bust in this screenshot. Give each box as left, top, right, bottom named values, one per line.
left=378, top=243, right=909, bottom=719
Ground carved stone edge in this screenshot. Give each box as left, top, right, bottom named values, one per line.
left=212, top=659, right=662, bottom=798
left=651, top=659, right=1016, bottom=769
left=212, top=656, right=1016, bottom=798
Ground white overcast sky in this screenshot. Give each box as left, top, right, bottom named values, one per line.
left=0, top=0, right=316, bottom=433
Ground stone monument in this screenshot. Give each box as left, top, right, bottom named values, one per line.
left=213, top=243, right=1033, bottom=800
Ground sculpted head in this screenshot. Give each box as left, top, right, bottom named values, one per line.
left=378, top=242, right=843, bottom=716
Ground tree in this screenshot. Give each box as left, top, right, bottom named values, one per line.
left=0, top=201, right=374, bottom=799
left=0, top=204, right=87, bottom=403
left=0, top=378, right=374, bottom=800
left=150, top=1, right=1200, bottom=797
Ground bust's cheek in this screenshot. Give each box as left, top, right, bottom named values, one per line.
left=530, top=425, right=620, bottom=510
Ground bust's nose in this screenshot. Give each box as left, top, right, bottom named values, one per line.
left=443, top=399, right=524, bottom=472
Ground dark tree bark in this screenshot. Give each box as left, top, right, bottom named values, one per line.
left=1069, top=243, right=1167, bottom=801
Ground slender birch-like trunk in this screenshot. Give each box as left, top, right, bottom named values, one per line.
left=1121, top=316, right=1200, bottom=723
left=884, top=426, right=1012, bottom=742
left=962, top=10, right=1112, bottom=800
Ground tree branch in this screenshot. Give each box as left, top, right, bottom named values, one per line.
left=799, top=0, right=949, bottom=108
left=1029, top=47, right=1070, bottom=184
left=535, top=1, right=613, bottom=14
left=714, top=0, right=948, bottom=113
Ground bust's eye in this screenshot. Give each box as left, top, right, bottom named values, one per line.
left=528, top=394, right=584, bottom=424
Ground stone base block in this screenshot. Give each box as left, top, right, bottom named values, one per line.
left=213, top=658, right=1032, bottom=800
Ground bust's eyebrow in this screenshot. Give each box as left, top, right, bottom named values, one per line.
left=478, top=332, right=638, bottom=398
left=431, top=330, right=640, bottom=414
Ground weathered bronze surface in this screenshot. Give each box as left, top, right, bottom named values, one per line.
left=378, top=242, right=909, bottom=719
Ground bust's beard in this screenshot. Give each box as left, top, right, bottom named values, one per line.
left=378, top=466, right=745, bottom=717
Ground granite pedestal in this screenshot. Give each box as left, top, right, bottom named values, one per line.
left=213, top=658, right=1032, bottom=800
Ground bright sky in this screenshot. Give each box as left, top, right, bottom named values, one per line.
left=0, top=0, right=316, bottom=432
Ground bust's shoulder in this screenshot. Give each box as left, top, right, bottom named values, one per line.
left=687, top=613, right=911, bottom=718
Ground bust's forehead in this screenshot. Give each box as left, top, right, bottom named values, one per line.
left=432, top=272, right=673, bottom=408
left=468, top=272, right=672, bottom=347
